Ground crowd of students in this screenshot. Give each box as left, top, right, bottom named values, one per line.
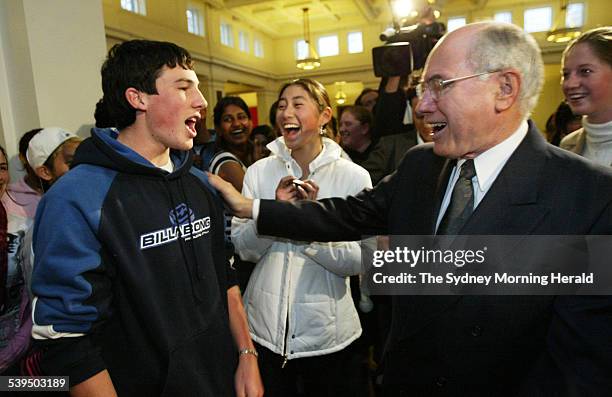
left=0, top=23, right=610, bottom=397
left=0, top=127, right=81, bottom=375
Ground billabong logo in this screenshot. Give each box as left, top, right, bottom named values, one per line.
left=140, top=203, right=210, bottom=249
left=169, top=203, right=195, bottom=226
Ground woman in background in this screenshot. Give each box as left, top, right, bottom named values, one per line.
left=250, top=124, right=276, bottom=162
left=560, top=26, right=612, bottom=166
left=232, top=79, right=371, bottom=396
left=546, top=102, right=582, bottom=146
left=210, top=96, right=254, bottom=191
left=0, top=145, right=31, bottom=374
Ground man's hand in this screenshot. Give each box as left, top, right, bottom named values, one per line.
left=275, top=176, right=319, bottom=201
left=234, top=354, right=264, bottom=397
left=207, top=172, right=253, bottom=218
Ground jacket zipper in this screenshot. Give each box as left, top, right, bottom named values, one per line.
left=281, top=310, right=290, bottom=368
left=281, top=244, right=292, bottom=368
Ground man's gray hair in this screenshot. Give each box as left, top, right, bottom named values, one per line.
left=466, top=22, right=544, bottom=116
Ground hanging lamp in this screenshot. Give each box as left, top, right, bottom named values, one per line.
left=546, top=0, right=582, bottom=43
left=296, top=8, right=321, bottom=70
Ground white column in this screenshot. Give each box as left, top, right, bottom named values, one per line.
left=203, top=79, right=226, bottom=129
left=256, top=88, right=279, bottom=126
left=0, top=0, right=106, bottom=179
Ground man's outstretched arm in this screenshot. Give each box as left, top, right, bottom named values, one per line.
left=208, top=172, right=391, bottom=242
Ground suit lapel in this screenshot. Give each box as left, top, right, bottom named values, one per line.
left=432, top=159, right=455, bottom=234
left=462, top=123, right=551, bottom=236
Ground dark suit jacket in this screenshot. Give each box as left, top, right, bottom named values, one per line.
left=257, top=123, right=612, bottom=396
left=360, top=131, right=418, bottom=185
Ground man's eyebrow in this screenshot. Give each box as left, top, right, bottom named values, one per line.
left=425, top=73, right=444, bottom=81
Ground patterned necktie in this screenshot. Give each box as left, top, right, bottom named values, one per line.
left=438, top=159, right=476, bottom=235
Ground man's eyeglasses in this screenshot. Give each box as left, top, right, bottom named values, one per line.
left=416, top=71, right=499, bottom=101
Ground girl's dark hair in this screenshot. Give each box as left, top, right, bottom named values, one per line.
left=548, top=102, right=582, bottom=146
left=101, top=40, right=194, bottom=130
left=355, top=88, right=378, bottom=107
left=213, top=96, right=253, bottom=156
left=250, top=125, right=276, bottom=143
left=213, top=96, right=251, bottom=128
left=19, top=129, right=43, bottom=158
left=0, top=145, right=7, bottom=164
left=269, top=100, right=279, bottom=128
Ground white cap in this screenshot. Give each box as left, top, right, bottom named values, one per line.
left=26, top=127, right=78, bottom=169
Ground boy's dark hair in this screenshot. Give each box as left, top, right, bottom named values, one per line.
left=94, top=98, right=114, bottom=128
left=213, top=96, right=251, bottom=128
left=101, top=40, right=194, bottom=130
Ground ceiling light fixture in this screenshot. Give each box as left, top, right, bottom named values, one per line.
left=296, top=8, right=321, bottom=71
left=546, top=0, right=582, bottom=43
left=334, top=81, right=347, bottom=105
left=391, top=0, right=413, bottom=19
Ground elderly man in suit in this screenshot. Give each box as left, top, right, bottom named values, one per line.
left=210, top=22, right=612, bottom=396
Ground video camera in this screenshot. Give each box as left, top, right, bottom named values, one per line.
left=372, top=22, right=445, bottom=77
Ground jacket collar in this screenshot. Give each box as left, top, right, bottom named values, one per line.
left=268, top=136, right=343, bottom=174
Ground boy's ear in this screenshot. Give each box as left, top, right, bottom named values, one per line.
left=34, top=165, right=54, bottom=182
left=125, top=88, right=147, bottom=111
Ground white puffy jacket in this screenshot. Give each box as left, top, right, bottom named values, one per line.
left=232, top=137, right=372, bottom=359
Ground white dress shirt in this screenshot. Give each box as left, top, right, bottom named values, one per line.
left=435, top=120, right=529, bottom=231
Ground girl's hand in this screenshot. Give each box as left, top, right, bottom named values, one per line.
left=275, top=176, right=319, bottom=201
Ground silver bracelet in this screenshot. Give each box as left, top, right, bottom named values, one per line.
left=238, top=348, right=258, bottom=358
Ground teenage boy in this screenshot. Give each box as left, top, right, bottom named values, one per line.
left=30, top=40, right=262, bottom=397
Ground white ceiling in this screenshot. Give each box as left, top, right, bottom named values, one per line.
left=220, top=0, right=396, bottom=38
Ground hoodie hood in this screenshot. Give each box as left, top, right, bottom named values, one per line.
left=8, top=177, right=40, bottom=196
left=72, top=128, right=193, bottom=178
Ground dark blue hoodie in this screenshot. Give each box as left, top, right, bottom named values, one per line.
left=30, top=128, right=237, bottom=396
